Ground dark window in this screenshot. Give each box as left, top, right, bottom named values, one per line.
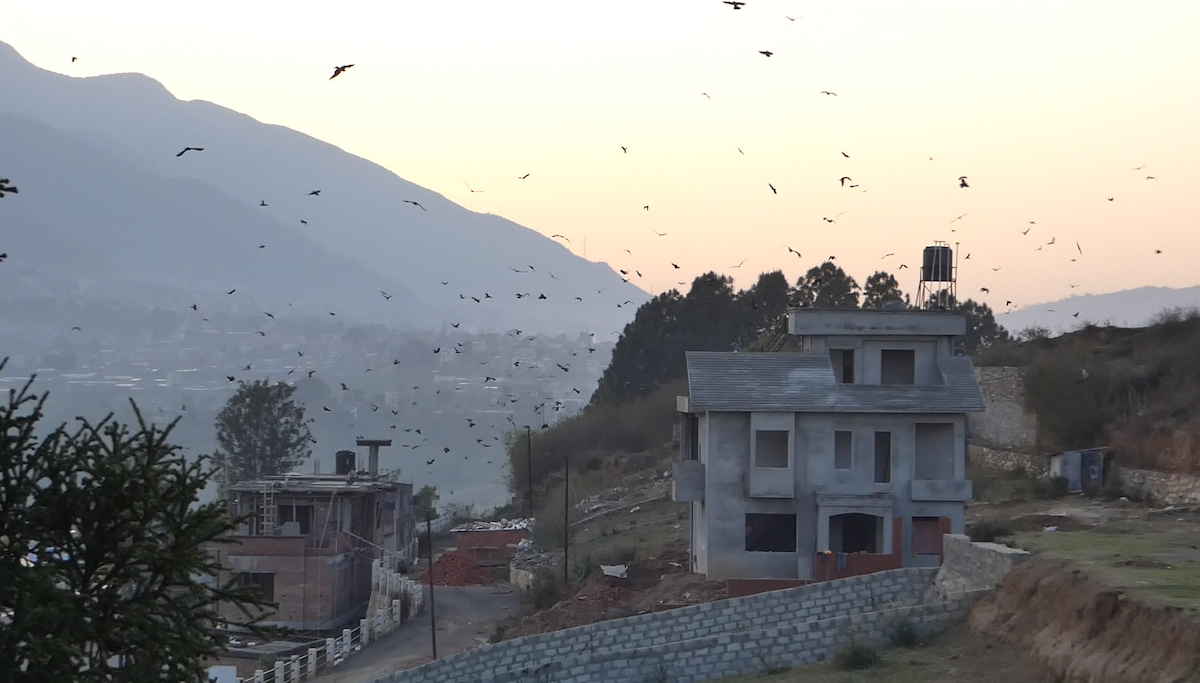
left=236, top=572, right=275, bottom=602
left=745, top=514, right=797, bottom=552
left=830, top=349, right=855, bottom=384
left=915, top=423, right=955, bottom=479
left=755, top=430, right=789, bottom=468
left=834, top=431, right=853, bottom=470
left=874, top=432, right=892, bottom=484
left=278, top=504, right=313, bottom=534
left=688, top=415, right=700, bottom=460
left=880, top=349, right=916, bottom=385
left=912, top=517, right=943, bottom=555
left=830, top=513, right=881, bottom=553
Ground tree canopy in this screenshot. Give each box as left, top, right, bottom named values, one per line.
left=862, top=270, right=908, bottom=309
left=0, top=363, right=273, bottom=683
left=924, top=294, right=1010, bottom=353
left=413, top=484, right=440, bottom=521
left=792, top=262, right=861, bottom=309
left=213, top=380, right=312, bottom=492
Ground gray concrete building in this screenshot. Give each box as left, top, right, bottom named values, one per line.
left=673, top=308, right=984, bottom=581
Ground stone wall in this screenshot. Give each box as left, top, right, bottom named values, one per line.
left=1118, top=467, right=1200, bottom=506
left=930, top=534, right=1030, bottom=600
left=968, top=444, right=1048, bottom=477
left=969, top=367, right=1038, bottom=451
left=367, top=568, right=984, bottom=683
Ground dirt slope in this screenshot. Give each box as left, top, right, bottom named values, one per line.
left=970, top=558, right=1200, bottom=683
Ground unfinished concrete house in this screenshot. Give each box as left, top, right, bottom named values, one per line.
left=215, top=440, right=418, bottom=632
left=673, top=308, right=983, bottom=587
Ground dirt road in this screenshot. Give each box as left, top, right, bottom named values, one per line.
left=314, top=585, right=519, bottom=683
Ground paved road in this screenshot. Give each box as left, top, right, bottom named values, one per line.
left=314, top=585, right=518, bottom=682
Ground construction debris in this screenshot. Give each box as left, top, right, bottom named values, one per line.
left=415, top=550, right=496, bottom=586
left=451, top=518, right=533, bottom=532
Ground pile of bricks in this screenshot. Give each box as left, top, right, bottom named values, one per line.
left=417, top=551, right=496, bottom=586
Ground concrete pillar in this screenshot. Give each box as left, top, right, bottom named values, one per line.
left=273, top=661, right=283, bottom=683
left=325, top=638, right=335, bottom=668
left=289, top=655, right=300, bottom=683
left=307, top=648, right=318, bottom=678
left=392, top=599, right=402, bottom=625
left=360, top=617, right=370, bottom=644
left=341, top=628, right=351, bottom=654
left=254, top=671, right=264, bottom=683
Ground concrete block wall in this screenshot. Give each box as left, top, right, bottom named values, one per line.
left=930, top=534, right=1030, bottom=600
left=368, top=568, right=944, bottom=683
left=968, top=444, right=1048, bottom=477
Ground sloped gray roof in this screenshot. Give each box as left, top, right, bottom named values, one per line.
left=685, top=351, right=984, bottom=413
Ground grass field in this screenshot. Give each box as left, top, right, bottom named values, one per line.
left=1013, top=525, right=1200, bottom=614
left=570, top=495, right=688, bottom=566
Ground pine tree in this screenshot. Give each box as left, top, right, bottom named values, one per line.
left=213, top=380, right=312, bottom=492
left=0, top=362, right=274, bottom=683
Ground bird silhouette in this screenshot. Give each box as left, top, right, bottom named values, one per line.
left=71, top=56, right=78, bottom=62
left=518, top=173, right=530, bottom=179
left=226, top=289, right=236, bottom=295
left=403, top=200, right=426, bottom=211
left=958, top=176, right=969, bottom=188
left=786, top=15, right=801, bottom=21
left=653, top=230, right=667, bottom=237
left=550, top=234, right=570, bottom=242
left=820, top=91, right=837, bottom=96
left=768, top=183, right=777, bottom=194
left=785, top=246, right=802, bottom=258
left=839, top=177, right=852, bottom=187
left=465, top=182, right=485, bottom=193
left=176, top=147, right=203, bottom=157
left=308, top=190, right=320, bottom=196
left=330, top=64, right=354, bottom=79
left=723, top=0, right=745, bottom=8
left=259, top=200, right=268, bottom=207
left=621, top=146, right=627, bottom=153
left=759, top=50, right=774, bottom=57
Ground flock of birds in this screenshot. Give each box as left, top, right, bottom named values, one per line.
left=4, top=3, right=1177, bottom=491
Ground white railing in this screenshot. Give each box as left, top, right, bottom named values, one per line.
left=231, top=560, right=425, bottom=683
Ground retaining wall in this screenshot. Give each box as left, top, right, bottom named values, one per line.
left=369, top=568, right=964, bottom=683
left=929, top=534, right=1030, bottom=599
left=969, top=366, right=1038, bottom=451
left=1118, top=467, right=1200, bottom=506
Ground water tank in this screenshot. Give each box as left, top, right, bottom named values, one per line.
left=921, top=245, right=953, bottom=282
left=335, top=450, right=356, bottom=475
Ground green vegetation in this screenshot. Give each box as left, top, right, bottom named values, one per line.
left=413, top=484, right=440, bottom=521
left=0, top=361, right=275, bottom=683
left=1013, top=528, right=1200, bottom=613
left=213, top=378, right=312, bottom=492
left=966, top=519, right=1015, bottom=544
left=975, top=307, right=1200, bottom=470
left=886, top=615, right=921, bottom=648
left=834, top=640, right=881, bottom=670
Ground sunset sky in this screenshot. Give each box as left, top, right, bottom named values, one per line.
left=6, top=1, right=1199, bottom=314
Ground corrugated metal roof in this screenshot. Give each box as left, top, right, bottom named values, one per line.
left=685, top=351, right=984, bottom=413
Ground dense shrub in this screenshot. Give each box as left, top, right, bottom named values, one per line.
left=834, top=639, right=881, bottom=670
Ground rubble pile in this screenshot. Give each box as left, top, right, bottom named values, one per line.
left=416, top=550, right=496, bottom=586
left=451, top=518, right=533, bottom=532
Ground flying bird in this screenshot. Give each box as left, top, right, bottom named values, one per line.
left=643, top=205, right=650, bottom=211
left=259, top=200, right=268, bottom=207
left=550, top=234, right=570, bottom=242
left=465, top=182, right=485, bottom=193
left=403, top=200, right=426, bottom=211
left=723, top=1, right=745, bottom=9
left=226, top=289, right=236, bottom=295
left=759, top=50, right=774, bottom=57
left=71, top=56, right=78, bottom=62
left=1076, top=242, right=1082, bottom=255
left=700, top=92, right=711, bottom=99
left=176, top=147, right=204, bottom=157
left=839, top=177, right=852, bottom=187
left=820, top=91, right=837, bottom=96
left=786, top=15, right=801, bottom=21
left=768, top=183, right=777, bottom=194
left=841, top=151, right=850, bottom=157
left=381, top=291, right=393, bottom=300
left=330, top=64, right=354, bottom=80
left=518, top=173, right=530, bottom=179
left=621, top=146, right=627, bottom=153
left=958, top=176, right=969, bottom=188
left=308, top=190, right=320, bottom=196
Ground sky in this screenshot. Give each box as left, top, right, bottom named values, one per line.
left=5, top=1, right=1200, bottom=316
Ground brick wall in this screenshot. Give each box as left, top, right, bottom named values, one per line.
left=365, top=568, right=987, bottom=683
left=455, top=529, right=530, bottom=566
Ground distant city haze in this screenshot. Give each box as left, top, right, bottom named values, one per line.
left=4, top=1, right=1199, bottom=313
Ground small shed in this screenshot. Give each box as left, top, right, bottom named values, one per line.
left=1048, top=447, right=1110, bottom=493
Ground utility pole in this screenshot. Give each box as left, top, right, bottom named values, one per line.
left=425, top=515, right=437, bottom=660
left=563, top=454, right=570, bottom=585
left=525, top=425, right=534, bottom=520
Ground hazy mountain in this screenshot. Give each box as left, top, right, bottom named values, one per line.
left=0, top=112, right=429, bottom=323
left=0, top=41, right=648, bottom=334
left=998, top=285, right=1200, bottom=335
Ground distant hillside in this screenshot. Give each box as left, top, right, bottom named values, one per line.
left=0, top=41, right=649, bottom=334
left=998, top=285, right=1200, bottom=335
